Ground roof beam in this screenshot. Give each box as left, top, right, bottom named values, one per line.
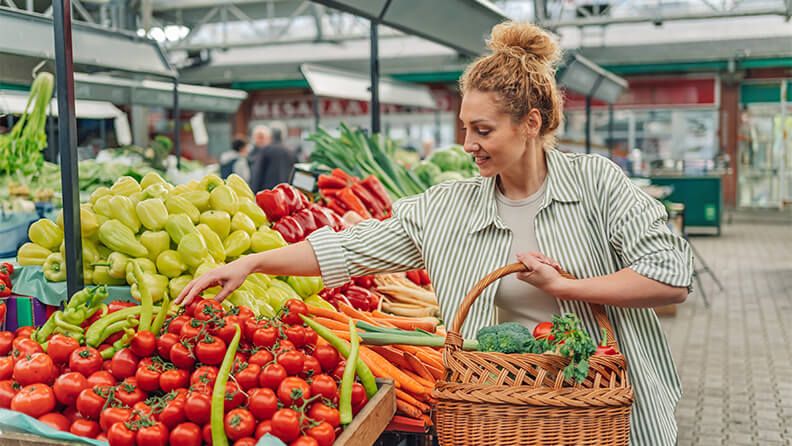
left=542, top=6, right=787, bottom=27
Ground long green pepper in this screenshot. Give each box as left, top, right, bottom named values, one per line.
left=211, top=324, right=241, bottom=446
left=131, top=262, right=153, bottom=332
left=85, top=306, right=161, bottom=347
left=150, top=295, right=171, bottom=336
left=339, top=319, right=360, bottom=425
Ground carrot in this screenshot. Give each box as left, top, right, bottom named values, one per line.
left=358, top=346, right=428, bottom=396
left=387, top=415, right=426, bottom=432
left=369, top=313, right=437, bottom=332
left=370, top=346, right=412, bottom=370
left=422, top=414, right=433, bottom=427
left=337, top=302, right=381, bottom=325
left=330, top=329, right=351, bottom=340
left=423, top=362, right=444, bottom=380
left=394, top=345, right=443, bottom=370
left=396, top=399, right=424, bottom=419
left=312, top=317, right=350, bottom=331
left=403, top=352, right=435, bottom=383
left=306, top=305, right=349, bottom=323
left=395, top=389, right=430, bottom=413
left=402, top=369, right=434, bottom=388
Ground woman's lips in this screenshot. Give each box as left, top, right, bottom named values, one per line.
left=474, top=155, right=490, bottom=166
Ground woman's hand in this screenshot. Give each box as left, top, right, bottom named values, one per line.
left=175, top=257, right=255, bottom=306
left=515, top=252, right=568, bottom=295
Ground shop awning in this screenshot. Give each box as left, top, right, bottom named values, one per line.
left=0, top=91, right=125, bottom=119
left=299, top=64, right=437, bottom=109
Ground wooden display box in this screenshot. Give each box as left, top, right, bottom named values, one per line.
left=0, top=380, right=396, bottom=446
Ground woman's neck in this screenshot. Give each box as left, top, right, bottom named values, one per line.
left=497, top=142, right=548, bottom=200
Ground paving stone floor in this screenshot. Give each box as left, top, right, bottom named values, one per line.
left=660, top=223, right=792, bottom=445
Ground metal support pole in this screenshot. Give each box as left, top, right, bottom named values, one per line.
left=53, top=0, right=84, bottom=296
left=369, top=21, right=380, bottom=134
left=585, top=95, right=592, bottom=154
left=312, top=94, right=321, bottom=131
left=173, top=77, right=181, bottom=170
left=99, top=117, right=107, bottom=149
left=607, top=103, right=614, bottom=158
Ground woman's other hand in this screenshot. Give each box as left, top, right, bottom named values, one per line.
left=175, top=257, right=255, bottom=306
left=515, top=252, right=567, bottom=295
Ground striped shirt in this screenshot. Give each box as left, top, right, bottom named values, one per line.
left=308, top=149, right=693, bottom=445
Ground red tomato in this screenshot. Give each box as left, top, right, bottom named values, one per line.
left=255, top=420, right=273, bottom=439
left=38, top=413, right=70, bottom=432
left=0, top=331, right=14, bottom=356
left=247, top=388, right=278, bottom=421
left=132, top=401, right=154, bottom=419
left=14, top=326, right=34, bottom=339
left=160, top=369, right=189, bottom=393
left=351, top=382, right=367, bottom=408
left=283, top=326, right=306, bottom=348
left=301, top=356, right=322, bottom=379
left=169, top=342, right=196, bottom=370
left=236, top=306, right=255, bottom=321
left=234, top=363, right=261, bottom=390
left=0, top=356, right=13, bottom=380
left=259, top=363, right=287, bottom=390
left=69, top=347, right=103, bottom=376
left=234, top=438, right=257, bottom=446
left=202, top=423, right=212, bottom=445
left=309, top=375, right=338, bottom=401
left=167, top=315, right=191, bottom=335
left=107, top=421, right=137, bottom=446
left=136, top=421, right=169, bottom=446
left=248, top=350, right=274, bottom=367
left=277, top=377, right=311, bottom=407
left=184, top=392, right=211, bottom=424
left=100, top=407, right=133, bottom=432
left=190, top=366, right=218, bottom=388
left=70, top=419, right=100, bottom=438
left=135, top=363, right=161, bottom=393
left=211, top=316, right=238, bottom=345
left=179, top=319, right=204, bottom=341
left=12, top=337, right=42, bottom=360
left=129, top=330, right=156, bottom=357
left=11, top=384, right=55, bottom=417
left=281, top=300, right=308, bottom=326
left=0, top=379, right=18, bottom=408
left=277, top=351, right=304, bottom=376
left=306, top=422, right=335, bottom=446
left=243, top=318, right=262, bottom=341
left=224, top=381, right=246, bottom=411
left=53, top=371, right=89, bottom=406
left=224, top=408, right=256, bottom=440
left=110, top=348, right=139, bottom=380
left=532, top=321, right=555, bottom=341
left=291, top=435, right=319, bottom=446
left=158, top=398, right=186, bottom=429
left=76, top=387, right=108, bottom=420
left=157, top=333, right=180, bottom=358
left=87, top=370, right=116, bottom=387
left=303, top=328, right=318, bottom=348
left=274, top=340, right=296, bottom=355
left=331, top=362, right=345, bottom=381
left=195, top=335, right=226, bottom=365
left=116, top=378, right=146, bottom=407
left=312, top=345, right=340, bottom=373
left=46, top=334, right=80, bottom=365
left=252, top=327, right=277, bottom=348
left=307, top=403, right=340, bottom=428
left=108, top=301, right=136, bottom=313
left=170, top=422, right=202, bottom=446
left=194, top=299, right=224, bottom=321
left=270, top=408, right=301, bottom=443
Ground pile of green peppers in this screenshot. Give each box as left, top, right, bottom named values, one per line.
left=34, top=285, right=109, bottom=345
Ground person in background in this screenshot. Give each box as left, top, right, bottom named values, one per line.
left=250, top=121, right=297, bottom=192
left=219, top=138, right=251, bottom=182
left=248, top=125, right=271, bottom=170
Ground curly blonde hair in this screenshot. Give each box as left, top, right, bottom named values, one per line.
left=460, top=22, right=563, bottom=147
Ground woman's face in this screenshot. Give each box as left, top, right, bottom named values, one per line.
left=459, top=89, right=538, bottom=177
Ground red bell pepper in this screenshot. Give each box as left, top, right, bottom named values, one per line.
left=274, top=184, right=308, bottom=213
left=405, top=270, right=422, bottom=286
left=353, top=276, right=375, bottom=289
left=418, top=269, right=431, bottom=286
left=273, top=215, right=305, bottom=243
left=0, top=283, right=10, bottom=298
left=331, top=168, right=356, bottom=184
left=595, top=328, right=618, bottom=356
left=344, top=286, right=374, bottom=312
left=0, top=273, right=10, bottom=289
left=324, top=198, right=348, bottom=218
left=0, top=302, right=6, bottom=325
left=256, top=188, right=291, bottom=221
left=360, top=176, right=392, bottom=210
left=291, top=209, right=318, bottom=237
left=351, top=183, right=385, bottom=219
left=317, top=174, right=347, bottom=189
left=0, top=262, right=13, bottom=276
left=309, top=204, right=333, bottom=229
left=338, top=188, right=372, bottom=220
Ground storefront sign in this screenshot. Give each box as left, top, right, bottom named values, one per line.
left=565, top=77, right=717, bottom=109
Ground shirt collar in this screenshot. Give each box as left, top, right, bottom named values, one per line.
left=467, top=149, right=582, bottom=234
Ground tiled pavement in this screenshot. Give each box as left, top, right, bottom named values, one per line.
left=660, top=223, right=792, bottom=445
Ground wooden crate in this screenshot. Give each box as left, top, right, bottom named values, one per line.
left=0, top=380, right=396, bottom=446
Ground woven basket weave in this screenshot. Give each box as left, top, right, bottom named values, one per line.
left=433, top=263, right=634, bottom=446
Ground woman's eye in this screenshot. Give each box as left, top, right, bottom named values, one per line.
left=477, top=129, right=491, bottom=136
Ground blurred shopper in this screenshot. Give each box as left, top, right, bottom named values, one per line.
left=219, top=138, right=251, bottom=182
left=248, top=125, right=271, bottom=170
left=250, top=121, right=297, bottom=192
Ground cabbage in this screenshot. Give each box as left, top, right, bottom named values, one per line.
left=413, top=161, right=442, bottom=186
left=434, top=171, right=465, bottom=184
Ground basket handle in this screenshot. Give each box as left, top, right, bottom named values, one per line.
left=445, top=262, right=620, bottom=352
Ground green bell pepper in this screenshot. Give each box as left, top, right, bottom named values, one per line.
left=17, top=242, right=51, bottom=266
left=130, top=272, right=169, bottom=303
left=143, top=183, right=171, bottom=200
left=226, top=174, right=255, bottom=201
left=156, top=250, right=187, bottom=278
left=139, top=230, right=170, bottom=263
left=177, top=232, right=209, bottom=268
left=125, top=257, right=157, bottom=285
left=209, top=185, right=239, bottom=215
left=98, top=220, right=148, bottom=258
left=199, top=210, right=231, bottom=239
left=28, top=219, right=63, bottom=250
left=92, top=195, right=113, bottom=218
left=238, top=199, right=269, bottom=228
left=89, top=186, right=112, bottom=205
left=196, top=224, right=226, bottom=263
left=140, top=172, right=167, bottom=190
left=223, top=230, right=250, bottom=258
left=109, top=195, right=141, bottom=233
left=168, top=274, right=193, bottom=300
left=110, top=176, right=142, bottom=196
left=286, top=276, right=324, bottom=299
left=165, top=214, right=197, bottom=245
left=179, top=190, right=211, bottom=212
left=231, top=212, right=256, bottom=235
left=136, top=198, right=168, bottom=231
left=200, top=174, right=224, bottom=192
left=250, top=228, right=287, bottom=253
left=43, top=252, right=67, bottom=282
left=166, top=195, right=200, bottom=224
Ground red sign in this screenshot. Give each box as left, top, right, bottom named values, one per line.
left=565, top=77, right=717, bottom=109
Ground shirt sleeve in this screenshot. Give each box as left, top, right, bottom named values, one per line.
left=602, top=161, right=694, bottom=289
left=306, top=194, right=426, bottom=288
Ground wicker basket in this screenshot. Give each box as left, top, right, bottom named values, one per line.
left=433, top=263, right=634, bottom=446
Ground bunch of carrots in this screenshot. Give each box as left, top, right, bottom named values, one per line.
left=305, top=302, right=445, bottom=432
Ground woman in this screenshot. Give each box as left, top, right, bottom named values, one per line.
left=177, top=22, right=692, bottom=446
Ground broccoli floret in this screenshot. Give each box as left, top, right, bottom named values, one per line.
left=476, top=322, right=536, bottom=354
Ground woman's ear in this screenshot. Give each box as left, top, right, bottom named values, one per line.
left=522, top=109, right=543, bottom=139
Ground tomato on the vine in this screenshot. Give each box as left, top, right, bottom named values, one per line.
left=277, top=376, right=311, bottom=406
left=99, top=407, right=132, bottom=432
left=11, top=384, right=55, bottom=417
left=290, top=435, right=319, bottom=446
left=190, top=365, right=218, bottom=388
left=234, top=438, right=257, bottom=446
left=270, top=408, right=301, bottom=443
left=129, top=330, right=157, bottom=357
left=309, top=375, right=338, bottom=401
left=224, top=408, right=256, bottom=440
left=115, top=378, right=146, bottom=407
left=255, top=420, right=273, bottom=439
left=234, top=363, right=261, bottom=390
left=87, top=370, right=116, bottom=387
left=169, top=342, right=196, bottom=370
left=136, top=421, right=169, bottom=446
left=46, top=334, right=79, bottom=365
left=169, top=422, right=201, bottom=446
left=158, top=398, right=186, bottom=429
left=0, top=331, right=14, bottom=356
left=69, top=347, right=102, bottom=376
left=135, top=363, right=162, bottom=393
left=236, top=306, right=255, bottom=321
left=12, top=337, right=42, bottom=359
left=224, top=381, right=246, bottom=411
left=248, top=350, right=274, bottom=367
left=274, top=340, right=296, bottom=355
left=0, top=356, right=13, bottom=381
left=259, top=363, right=287, bottom=390
left=247, top=388, right=278, bottom=421
left=70, top=419, right=100, bottom=438
left=306, top=421, right=336, bottom=446
left=180, top=319, right=204, bottom=341
left=38, top=412, right=70, bottom=431
left=53, top=371, right=89, bottom=406
left=351, top=382, right=368, bottom=411
left=160, top=369, right=189, bottom=393
left=277, top=350, right=304, bottom=376
left=14, top=326, right=34, bottom=340
left=243, top=318, right=262, bottom=341
left=110, top=348, right=139, bottom=380
left=211, top=316, right=239, bottom=345
left=284, top=325, right=306, bottom=348
left=167, top=315, right=191, bottom=336
left=303, top=328, right=318, bottom=347
left=107, top=421, right=137, bottom=446
left=0, top=379, right=18, bottom=408
left=202, top=423, right=212, bottom=445
left=195, top=335, right=226, bottom=365
left=184, top=392, right=211, bottom=425
left=307, top=403, right=340, bottom=428
left=331, top=362, right=345, bottom=381
left=281, top=300, right=308, bottom=326
left=252, top=326, right=277, bottom=348
left=301, top=356, right=322, bottom=379
left=157, top=333, right=180, bottom=358
left=193, top=299, right=223, bottom=321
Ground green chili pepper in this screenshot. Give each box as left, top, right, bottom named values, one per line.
left=93, top=318, right=138, bottom=347
left=61, top=309, right=85, bottom=326
left=34, top=317, right=57, bottom=344
left=211, top=324, right=241, bottom=446
left=150, top=294, right=171, bottom=336
left=84, top=306, right=160, bottom=347
left=339, top=319, right=359, bottom=425
left=53, top=312, right=84, bottom=334
left=100, top=328, right=136, bottom=359
left=130, top=262, right=153, bottom=332
left=301, top=315, right=377, bottom=398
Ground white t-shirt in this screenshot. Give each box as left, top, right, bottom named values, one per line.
left=493, top=180, right=559, bottom=329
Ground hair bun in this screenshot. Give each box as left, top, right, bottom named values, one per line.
left=487, top=21, right=560, bottom=65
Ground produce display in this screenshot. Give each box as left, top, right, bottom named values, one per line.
left=412, top=146, right=478, bottom=186
left=255, top=184, right=345, bottom=244
left=316, top=169, right=392, bottom=221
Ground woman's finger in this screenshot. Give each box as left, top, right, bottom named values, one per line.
left=180, top=275, right=214, bottom=306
